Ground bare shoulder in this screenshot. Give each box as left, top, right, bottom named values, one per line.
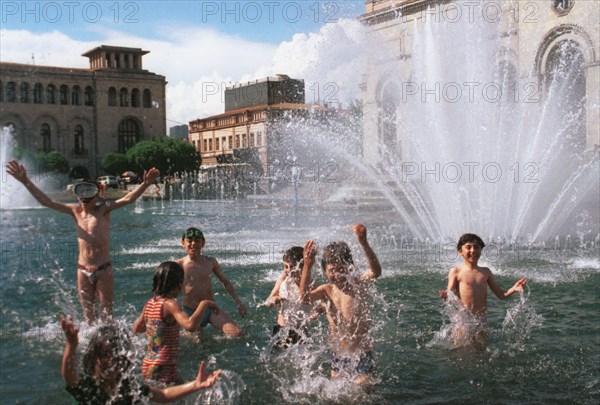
left=448, top=266, right=461, bottom=277
left=478, top=266, right=492, bottom=277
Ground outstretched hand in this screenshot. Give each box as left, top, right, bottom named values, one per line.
left=143, top=167, right=160, bottom=185
left=352, top=224, right=368, bottom=245
left=6, top=160, right=28, bottom=184
left=194, top=361, right=222, bottom=389
left=60, top=316, right=79, bottom=347
left=303, top=240, right=317, bottom=267
left=512, top=278, right=527, bottom=293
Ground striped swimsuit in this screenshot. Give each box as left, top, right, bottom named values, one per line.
left=141, top=296, right=180, bottom=384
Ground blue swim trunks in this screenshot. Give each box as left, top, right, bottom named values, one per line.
left=182, top=305, right=212, bottom=327
left=331, top=351, right=374, bottom=375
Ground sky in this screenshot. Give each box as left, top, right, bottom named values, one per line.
left=0, top=0, right=368, bottom=129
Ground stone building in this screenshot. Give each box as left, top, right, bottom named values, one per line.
left=0, top=45, right=166, bottom=178
left=189, top=75, right=323, bottom=173
left=359, top=0, right=599, bottom=165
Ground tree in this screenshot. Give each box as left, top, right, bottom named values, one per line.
left=35, top=151, right=70, bottom=173
left=101, top=152, right=130, bottom=176
left=126, top=137, right=201, bottom=175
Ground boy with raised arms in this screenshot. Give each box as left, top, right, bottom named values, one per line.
left=6, top=160, right=159, bottom=324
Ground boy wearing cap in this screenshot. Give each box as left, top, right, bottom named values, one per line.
left=6, top=160, right=160, bottom=324
left=176, top=227, right=247, bottom=337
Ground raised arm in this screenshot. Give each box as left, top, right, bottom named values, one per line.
left=213, top=260, right=247, bottom=317
left=299, top=240, right=329, bottom=303
left=164, top=299, right=219, bottom=332
left=6, top=160, right=74, bottom=215
left=107, top=167, right=160, bottom=211
left=352, top=224, right=382, bottom=280
left=60, top=316, right=80, bottom=387
left=149, top=361, right=222, bottom=403
left=488, top=274, right=527, bottom=300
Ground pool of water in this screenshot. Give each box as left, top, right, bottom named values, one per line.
left=0, top=200, right=598, bottom=404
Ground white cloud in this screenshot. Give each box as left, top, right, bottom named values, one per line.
left=0, top=19, right=366, bottom=129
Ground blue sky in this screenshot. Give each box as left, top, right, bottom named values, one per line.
left=1, top=1, right=363, bottom=43
left=1, top=1, right=367, bottom=126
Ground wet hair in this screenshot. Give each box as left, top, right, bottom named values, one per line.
left=321, top=241, right=354, bottom=270
left=152, top=261, right=184, bottom=296
left=83, top=324, right=131, bottom=376
left=283, top=246, right=304, bottom=268
left=456, top=233, right=485, bottom=251
left=182, top=227, right=205, bottom=242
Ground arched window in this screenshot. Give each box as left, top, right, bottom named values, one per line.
left=46, top=84, right=56, bottom=104
left=71, top=86, right=81, bottom=105
left=34, top=83, right=43, bottom=103
left=143, top=89, right=152, bottom=108
left=131, top=88, right=140, bottom=107
left=118, top=119, right=140, bottom=152
left=60, top=85, right=69, bottom=105
left=545, top=39, right=586, bottom=150
left=40, top=124, right=51, bottom=151
left=74, top=125, right=85, bottom=155
left=20, top=82, right=30, bottom=103
left=119, top=88, right=129, bottom=107
left=108, top=87, right=117, bottom=106
left=379, top=82, right=400, bottom=162
left=84, top=86, right=94, bottom=106
left=6, top=82, right=16, bottom=103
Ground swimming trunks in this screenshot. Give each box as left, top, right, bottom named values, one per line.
left=77, top=261, right=111, bottom=285
left=331, top=350, right=374, bottom=375
left=182, top=305, right=212, bottom=327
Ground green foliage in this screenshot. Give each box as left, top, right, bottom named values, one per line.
left=125, top=137, right=201, bottom=175
left=101, top=152, right=131, bottom=176
left=34, top=151, right=70, bottom=173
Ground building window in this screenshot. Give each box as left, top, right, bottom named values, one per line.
left=249, top=132, right=255, bottom=147
left=131, top=88, right=140, bottom=107
left=228, top=136, right=233, bottom=149
left=6, top=82, right=16, bottom=103
left=46, top=84, right=56, bottom=104
left=84, top=86, right=94, bottom=106
left=20, top=82, right=30, bottom=103
left=242, top=134, right=247, bottom=148
left=215, top=138, right=220, bottom=150
left=40, top=124, right=51, bottom=151
left=74, top=125, right=84, bottom=155
left=235, top=135, right=240, bottom=148
left=143, top=89, right=152, bottom=108
left=34, top=83, right=43, bottom=103
left=120, top=88, right=128, bottom=107
left=208, top=139, right=213, bottom=151
left=117, top=118, right=140, bottom=152
left=71, top=86, right=81, bottom=105
left=222, top=137, right=226, bottom=150
left=203, top=139, right=208, bottom=151
left=60, top=85, right=69, bottom=105
left=108, top=87, right=117, bottom=106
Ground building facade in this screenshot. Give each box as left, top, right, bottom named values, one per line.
left=189, top=75, right=323, bottom=173
left=0, top=45, right=166, bottom=178
left=360, top=0, right=599, bottom=164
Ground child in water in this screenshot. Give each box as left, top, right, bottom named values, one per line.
left=266, top=246, right=317, bottom=347
left=300, top=224, right=382, bottom=385
left=133, top=261, right=219, bottom=384
left=61, top=316, right=221, bottom=403
left=441, top=233, right=527, bottom=344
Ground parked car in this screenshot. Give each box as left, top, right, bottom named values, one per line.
left=97, top=175, right=119, bottom=188
left=66, top=178, right=85, bottom=191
